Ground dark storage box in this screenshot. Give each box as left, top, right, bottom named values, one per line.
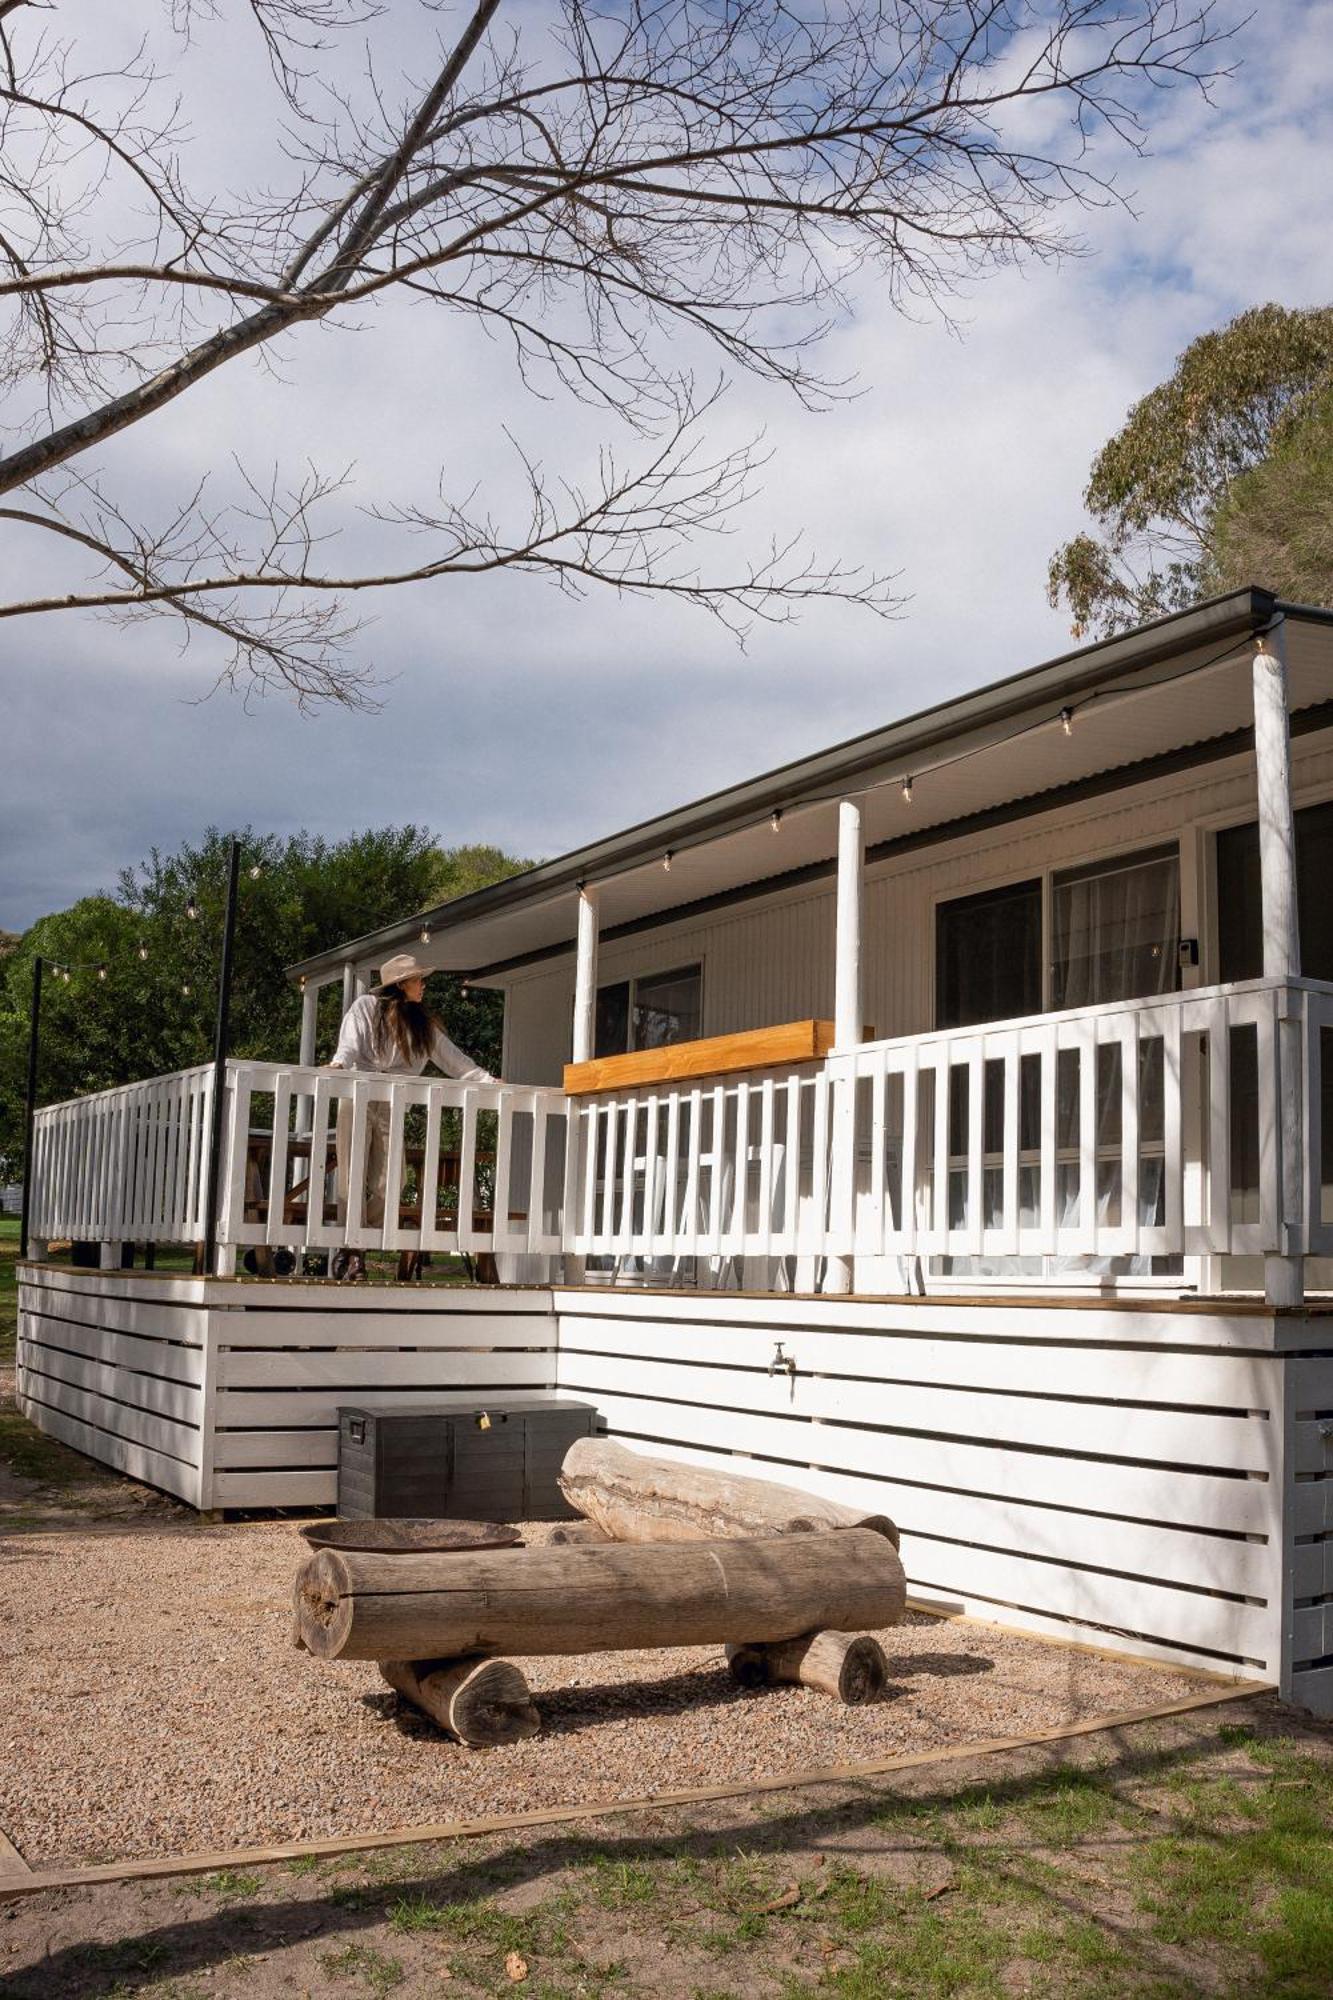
left=336, top=1400, right=600, bottom=1522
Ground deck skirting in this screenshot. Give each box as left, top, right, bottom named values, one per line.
left=15, top=1267, right=1333, bottom=1716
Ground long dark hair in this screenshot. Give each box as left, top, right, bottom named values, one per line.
left=374, top=982, right=437, bottom=1064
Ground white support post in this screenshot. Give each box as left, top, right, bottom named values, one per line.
left=341, top=963, right=357, bottom=1017
left=826, top=799, right=864, bottom=1295
left=296, top=979, right=320, bottom=1137
left=566, top=886, right=600, bottom=1284
left=1253, top=625, right=1305, bottom=1308
left=299, top=981, right=319, bottom=1065
left=834, top=798, right=865, bottom=1052
left=572, top=887, right=600, bottom=1064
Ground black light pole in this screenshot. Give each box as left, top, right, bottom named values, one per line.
left=202, top=836, right=242, bottom=1275
left=18, top=954, right=44, bottom=1259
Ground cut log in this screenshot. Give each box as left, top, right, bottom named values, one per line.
left=725, top=1630, right=888, bottom=1704
left=558, top=1438, right=898, bottom=1548
left=296, top=1526, right=906, bottom=1662
left=380, top=1657, right=540, bottom=1747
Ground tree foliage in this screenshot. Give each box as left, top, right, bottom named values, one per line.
left=0, top=0, right=1230, bottom=702
left=1047, top=303, right=1333, bottom=637
left=0, top=827, right=526, bottom=1173
left=1209, top=385, right=1333, bottom=607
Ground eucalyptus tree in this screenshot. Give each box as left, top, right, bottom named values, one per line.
left=0, top=0, right=1229, bottom=703
left=1048, top=302, right=1333, bottom=637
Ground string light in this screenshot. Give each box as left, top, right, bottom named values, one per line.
left=96, top=964, right=107, bottom=982
left=1059, top=707, right=1074, bottom=737
left=137, top=941, right=149, bottom=961
left=185, top=895, right=199, bottom=921
left=901, top=776, right=913, bottom=804
left=770, top=809, right=783, bottom=834
left=248, top=863, right=262, bottom=879
left=420, top=924, right=432, bottom=944
left=662, top=851, right=673, bottom=873
left=181, top=981, right=191, bottom=996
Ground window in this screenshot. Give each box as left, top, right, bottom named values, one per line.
left=936, top=879, right=1041, bottom=1029
left=1216, top=798, right=1333, bottom=983
left=1050, top=846, right=1180, bottom=1010
left=1216, top=800, right=1333, bottom=1212
left=594, top=963, right=702, bottom=1057
left=935, top=844, right=1182, bottom=1281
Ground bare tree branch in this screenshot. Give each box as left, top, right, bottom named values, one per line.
left=0, top=0, right=1235, bottom=702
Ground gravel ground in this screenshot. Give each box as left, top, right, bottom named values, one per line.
left=0, top=1515, right=1221, bottom=1871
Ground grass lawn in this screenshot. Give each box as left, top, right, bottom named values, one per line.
left=0, top=1699, right=1329, bottom=1998
left=0, top=1213, right=17, bottom=1364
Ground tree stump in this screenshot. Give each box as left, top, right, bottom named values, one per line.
left=380, top=1656, right=540, bottom=1746
left=725, top=1630, right=889, bottom=1704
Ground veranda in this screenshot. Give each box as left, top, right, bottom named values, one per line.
left=16, top=587, right=1333, bottom=1716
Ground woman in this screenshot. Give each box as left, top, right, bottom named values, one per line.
left=329, top=952, right=495, bottom=1279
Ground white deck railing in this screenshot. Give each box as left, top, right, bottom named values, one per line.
left=28, top=1063, right=215, bottom=1252
left=25, top=976, right=1333, bottom=1287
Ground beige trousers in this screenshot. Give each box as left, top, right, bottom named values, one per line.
left=335, top=1098, right=391, bottom=1229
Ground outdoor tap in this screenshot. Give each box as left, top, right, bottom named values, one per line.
left=768, top=1341, right=796, bottom=1379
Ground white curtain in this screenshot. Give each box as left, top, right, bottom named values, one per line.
left=942, top=849, right=1181, bottom=1280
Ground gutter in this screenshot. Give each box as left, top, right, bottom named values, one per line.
left=286, top=586, right=1280, bottom=985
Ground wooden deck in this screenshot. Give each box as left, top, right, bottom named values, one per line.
left=15, top=1263, right=1333, bottom=1717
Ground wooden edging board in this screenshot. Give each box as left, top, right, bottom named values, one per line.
left=563, top=1019, right=836, bottom=1095
left=0, top=1678, right=1269, bottom=1905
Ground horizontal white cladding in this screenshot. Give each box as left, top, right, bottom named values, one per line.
left=14, top=1272, right=1332, bottom=1709
left=501, top=730, right=1333, bottom=1083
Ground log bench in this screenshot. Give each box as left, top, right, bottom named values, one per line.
left=292, top=1443, right=905, bottom=1746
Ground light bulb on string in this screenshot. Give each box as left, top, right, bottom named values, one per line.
left=770, top=809, right=783, bottom=834
left=1059, top=707, right=1074, bottom=738
left=662, top=851, right=673, bottom=873
left=96, top=964, right=107, bottom=982
left=420, top=925, right=432, bottom=945
left=181, top=981, right=191, bottom=996
left=137, top=941, right=149, bottom=961
left=901, top=776, right=914, bottom=804
left=185, top=895, right=199, bottom=921
left=249, top=863, right=262, bottom=880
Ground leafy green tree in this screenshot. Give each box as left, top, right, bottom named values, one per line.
left=0, top=828, right=528, bottom=1173
left=1209, top=386, right=1333, bottom=607
left=1047, top=304, right=1333, bottom=638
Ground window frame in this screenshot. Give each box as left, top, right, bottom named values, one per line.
left=930, top=835, right=1185, bottom=1031
left=592, top=959, right=705, bottom=1058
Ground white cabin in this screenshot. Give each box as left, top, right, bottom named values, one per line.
left=17, top=586, right=1333, bottom=1714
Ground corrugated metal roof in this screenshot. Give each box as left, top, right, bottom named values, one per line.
left=288, top=588, right=1333, bottom=984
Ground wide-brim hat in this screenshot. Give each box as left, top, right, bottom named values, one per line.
left=378, top=952, right=433, bottom=989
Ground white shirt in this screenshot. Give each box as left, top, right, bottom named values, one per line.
left=330, top=994, right=494, bottom=1082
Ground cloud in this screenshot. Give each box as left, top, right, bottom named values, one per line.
left=4, top=0, right=1333, bottom=927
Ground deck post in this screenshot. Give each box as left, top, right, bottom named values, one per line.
left=573, top=887, right=600, bottom=1065
left=341, top=962, right=357, bottom=1016
left=826, top=799, right=864, bottom=1294
left=296, top=977, right=320, bottom=1139
left=566, top=888, right=600, bottom=1284
left=1252, top=623, right=1304, bottom=1308
left=299, top=980, right=319, bottom=1066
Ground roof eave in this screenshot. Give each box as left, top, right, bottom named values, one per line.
left=285, top=586, right=1280, bottom=984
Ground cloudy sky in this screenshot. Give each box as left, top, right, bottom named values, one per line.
left=4, top=0, right=1333, bottom=930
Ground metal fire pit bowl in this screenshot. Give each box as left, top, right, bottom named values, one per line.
left=300, top=1518, right=524, bottom=1555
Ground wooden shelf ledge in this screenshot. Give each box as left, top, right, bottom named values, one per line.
left=563, top=1019, right=837, bottom=1095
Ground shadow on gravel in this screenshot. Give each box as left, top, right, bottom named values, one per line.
left=0, top=1708, right=1295, bottom=2000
